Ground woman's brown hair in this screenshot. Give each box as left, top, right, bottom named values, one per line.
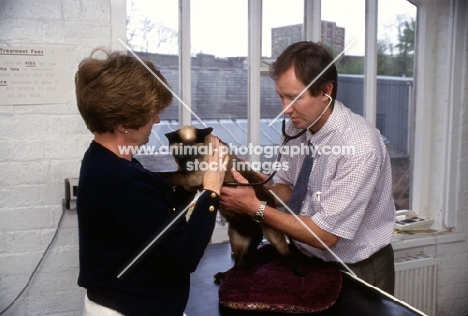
left=75, top=49, right=173, bottom=134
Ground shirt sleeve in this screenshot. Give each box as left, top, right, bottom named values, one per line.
left=312, top=148, right=383, bottom=240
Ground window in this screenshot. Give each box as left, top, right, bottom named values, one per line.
left=377, top=0, right=416, bottom=210
left=261, top=0, right=304, bottom=154
left=191, top=0, right=248, bottom=123
left=126, top=0, right=418, bottom=213
left=126, top=0, right=179, bottom=142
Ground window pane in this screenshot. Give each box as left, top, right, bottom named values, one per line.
left=191, top=0, right=248, bottom=58
left=262, top=0, right=304, bottom=59
left=126, top=0, right=178, bottom=54
left=126, top=0, right=179, bottom=157
left=190, top=0, right=249, bottom=154
left=322, top=0, right=365, bottom=58
left=261, top=0, right=304, bottom=159
left=377, top=0, right=416, bottom=210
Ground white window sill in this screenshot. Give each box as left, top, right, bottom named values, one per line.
left=391, top=230, right=466, bottom=250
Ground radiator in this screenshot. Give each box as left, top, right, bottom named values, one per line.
left=395, top=255, right=438, bottom=316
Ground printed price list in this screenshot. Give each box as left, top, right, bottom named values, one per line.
left=0, top=47, right=70, bottom=105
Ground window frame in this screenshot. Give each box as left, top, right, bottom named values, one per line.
left=120, top=0, right=464, bottom=231
left=408, top=0, right=464, bottom=229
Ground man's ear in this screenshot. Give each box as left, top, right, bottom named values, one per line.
left=196, top=127, right=213, bottom=142
left=322, top=83, right=334, bottom=97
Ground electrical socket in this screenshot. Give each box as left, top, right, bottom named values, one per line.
left=64, top=178, right=79, bottom=210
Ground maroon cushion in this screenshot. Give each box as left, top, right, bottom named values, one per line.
left=218, top=244, right=342, bottom=313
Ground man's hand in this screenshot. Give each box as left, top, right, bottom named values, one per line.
left=220, top=169, right=260, bottom=216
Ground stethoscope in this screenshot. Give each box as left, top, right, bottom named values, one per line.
left=224, top=93, right=333, bottom=187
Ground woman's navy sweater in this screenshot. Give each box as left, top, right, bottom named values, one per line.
left=76, top=141, right=219, bottom=315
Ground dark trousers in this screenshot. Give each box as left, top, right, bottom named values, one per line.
left=335, top=243, right=395, bottom=295
left=291, top=242, right=395, bottom=295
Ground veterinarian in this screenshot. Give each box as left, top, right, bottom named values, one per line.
left=75, top=49, right=227, bottom=316
left=220, top=41, right=396, bottom=294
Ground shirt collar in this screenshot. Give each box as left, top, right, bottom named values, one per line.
left=308, top=100, right=344, bottom=144
left=281, top=100, right=345, bottom=145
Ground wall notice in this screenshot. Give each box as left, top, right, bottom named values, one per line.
left=0, top=47, right=71, bottom=105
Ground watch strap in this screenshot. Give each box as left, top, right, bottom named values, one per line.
left=252, top=201, right=267, bottom=223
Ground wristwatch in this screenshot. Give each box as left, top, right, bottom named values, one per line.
left=252, top=201, right=267, bottom=223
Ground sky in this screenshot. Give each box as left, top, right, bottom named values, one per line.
left=127, top=0, right=416, bottom=57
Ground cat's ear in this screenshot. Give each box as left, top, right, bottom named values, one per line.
left=196, top=127, right=213, bottom=142
left=165, top=130, right=181, bottom=143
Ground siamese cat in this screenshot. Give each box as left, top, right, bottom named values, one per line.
left=159, top=126, right=300, bottom=281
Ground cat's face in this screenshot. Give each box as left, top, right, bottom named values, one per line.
left=165, top=126, right=213, bottom=172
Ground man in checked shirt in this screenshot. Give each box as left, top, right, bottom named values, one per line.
left=220, top=41, right=396, bottom=294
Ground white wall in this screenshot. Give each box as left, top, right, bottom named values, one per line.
left=434, top=0, right=468, bottom=311
left=0, top=0, right=124, bottom=315
left=409, top=0, right=468, bottom=314
left=0, top=0, right=467, bottom=315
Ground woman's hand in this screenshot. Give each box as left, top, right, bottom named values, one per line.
left=220, top=169, right=260, bottom=216
left=202, top=135, right=228, bottom=195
